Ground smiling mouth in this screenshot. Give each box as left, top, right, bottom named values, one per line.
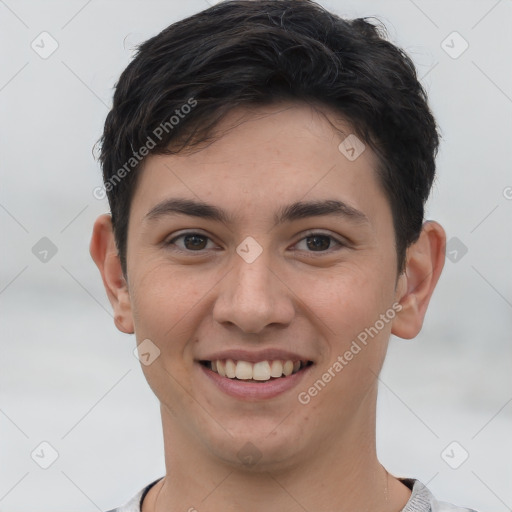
left=199, top=359, right=313, bottom=382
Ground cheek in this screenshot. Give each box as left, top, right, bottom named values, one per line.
left=128, top=263, right=213, bottom=347
left=128, top=265, right=215, bottom=415
left=298, top=271, right=392, bottom=427
left=300, top=262, right=393, bottom=343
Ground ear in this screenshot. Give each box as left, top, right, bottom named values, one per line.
left=391, top=221, right=446, bottom=339
left=90, top=214, right=134, bottom=334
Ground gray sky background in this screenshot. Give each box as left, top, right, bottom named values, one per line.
left=1, top=1, right=511, bottom=511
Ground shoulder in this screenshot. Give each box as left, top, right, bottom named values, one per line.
left=436, top=505, right=478, bottom=512
left=104, top=478, right=163, bottom=512
left=104, top=488, right=144, bottom=512
left=401, top=479, right=478, bottom=512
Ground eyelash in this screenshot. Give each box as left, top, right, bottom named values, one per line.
left=165, top=230, right=346, bottom=255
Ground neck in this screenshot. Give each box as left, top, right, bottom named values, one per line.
left=144, top=402, right=411, bottom=512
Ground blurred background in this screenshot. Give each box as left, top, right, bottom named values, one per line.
left=0, top=0, right=511, bottom=511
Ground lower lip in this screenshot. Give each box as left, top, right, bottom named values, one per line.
left=198, top=363, right=312, bottom=400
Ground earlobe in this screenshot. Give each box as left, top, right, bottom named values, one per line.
left=90, top=214, right=134, bottom=334
left=391, top=221, right=446, bottom=340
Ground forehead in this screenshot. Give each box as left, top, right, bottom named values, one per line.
left=129, top=102, right=389, bottom=226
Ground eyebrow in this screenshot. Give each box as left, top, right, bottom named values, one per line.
left=144, top=198, right=369, bottom=226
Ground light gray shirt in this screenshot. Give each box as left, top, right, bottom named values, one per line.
left=105, top=478, right=478, bottom=512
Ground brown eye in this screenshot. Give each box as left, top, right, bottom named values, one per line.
left=167, top=232, right=215, bottom=252
left=293, top=232, right=344, bottom=253
left=305, top=235, right=332, bottom=251
left=182, top=234, right=208, bottom=250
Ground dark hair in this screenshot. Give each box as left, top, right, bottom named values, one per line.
left=99, top=0, right=439, bottom=276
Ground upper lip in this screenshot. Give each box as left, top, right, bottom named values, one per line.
left=197, top=348, right=314, bottom=363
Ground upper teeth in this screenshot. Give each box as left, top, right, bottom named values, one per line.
left=209, top=359, right=304, bottom=381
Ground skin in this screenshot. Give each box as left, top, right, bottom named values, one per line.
left=91, top=102, right=446, bottom=512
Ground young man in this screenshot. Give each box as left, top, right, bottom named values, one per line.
left=90, top=1, right=477, bottom=511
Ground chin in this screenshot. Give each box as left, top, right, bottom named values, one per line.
left=202, top=420, right=310, bottom=473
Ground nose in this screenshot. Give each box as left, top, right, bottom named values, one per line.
left=212, top=250, right=295, bottom=334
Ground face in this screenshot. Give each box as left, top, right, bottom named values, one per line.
left=121, top=103, right=405, bottom=469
